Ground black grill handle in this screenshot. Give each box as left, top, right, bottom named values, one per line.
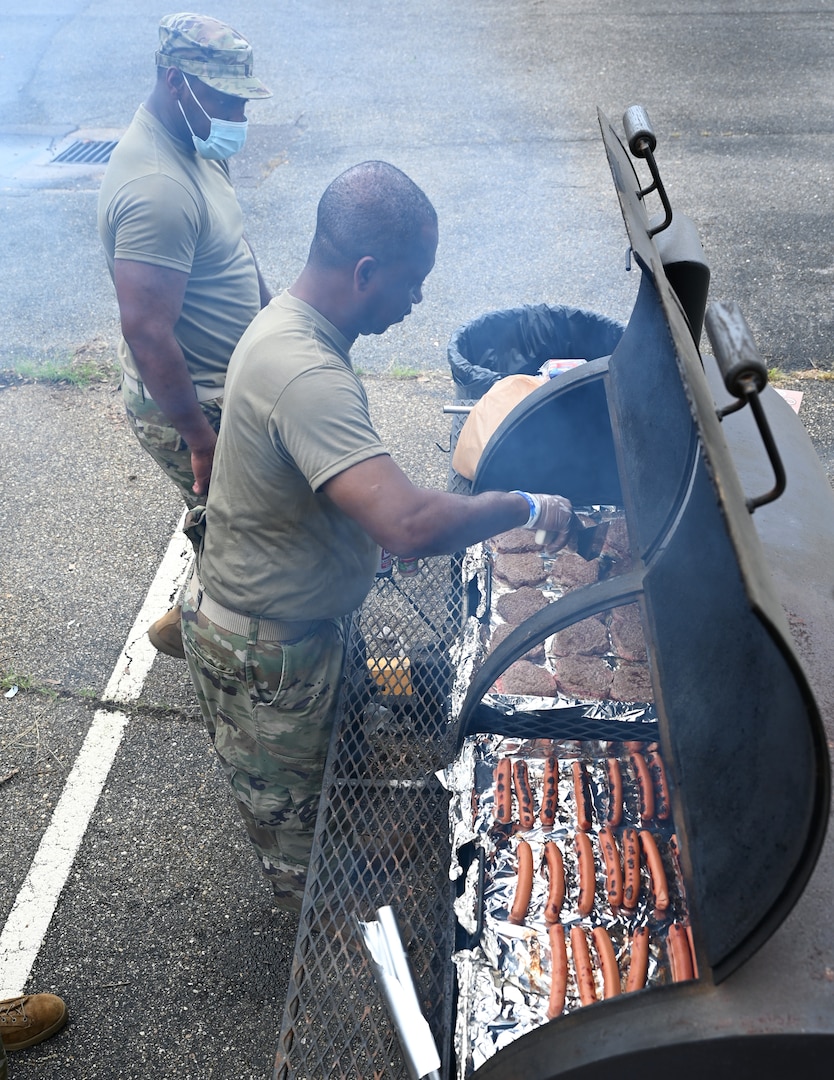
left=706, top=300, right=768, bottom=398
left=705, top=301, right=787, bottom=511
left=623, top=104, right=657, bottom=156
left=622, top=104, right=672, bottom=236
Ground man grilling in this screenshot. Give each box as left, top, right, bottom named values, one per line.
left=181, top=160, right=574, bottom=910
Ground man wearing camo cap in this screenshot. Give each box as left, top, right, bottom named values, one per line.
left=98, top=13, right=272, bottom=658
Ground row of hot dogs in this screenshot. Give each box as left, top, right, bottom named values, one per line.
left=487, top=741, right=696, bottom=1014
left=502, top=828, right=696, bottom=1015
left=493, top=743, right=670, bottom=833
left=544, top=920, right=697, bottom=1019
left=506, top=826, right=678, bottom=926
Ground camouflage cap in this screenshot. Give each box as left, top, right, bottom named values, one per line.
left=155, top=13, right=272, bottom=99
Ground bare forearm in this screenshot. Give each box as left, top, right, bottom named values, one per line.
left=377, top=488, right=530, bottom=556
left=127, top=334, right=216, bottom=450
left=324, top=454, right=571, bottom=555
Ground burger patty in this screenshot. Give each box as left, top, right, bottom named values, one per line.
left=497, top=659, right=558, bottom=697
left=550, top=615, right=610, bottom=657
left=553, top=654, right=614, bottom=700
left=493, top=551, right=548, bottom=588
left=601, top=515, right=631, bottom=560
left=490, top=527, right=539, bottom=554
left=601, top=553, right=633, bottom=579
left=609, top=603, right=647, bottom=661
left=549, top=550, right=599, bottom=590
left=496, top=585, right=550, bottom=625
left=609, top=661, right=654, bottom=702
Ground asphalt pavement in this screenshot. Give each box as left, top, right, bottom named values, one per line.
left=1, top=2, right=833, bottom=1078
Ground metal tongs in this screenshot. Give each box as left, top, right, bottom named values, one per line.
left=535, top=514, right=609, bottom=560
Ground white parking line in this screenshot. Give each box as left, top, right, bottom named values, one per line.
left=0, top=711, right=128, bottom=996
left=0, top=517, right=193, bottom=997
left=103, top=520, right=193, bottom=704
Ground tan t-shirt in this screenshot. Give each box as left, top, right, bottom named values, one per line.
left=97, top=105, right=260, bottom=393
left=198, top=292, right=387, bottom=621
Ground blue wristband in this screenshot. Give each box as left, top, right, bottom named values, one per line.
left=511, top=490, right=539, bottom=529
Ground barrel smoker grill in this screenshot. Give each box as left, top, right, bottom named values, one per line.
left=275, top=109, right=834, bottom=1078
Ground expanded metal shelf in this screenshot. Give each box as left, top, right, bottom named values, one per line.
left=274, top=557, right=465, bottom=1079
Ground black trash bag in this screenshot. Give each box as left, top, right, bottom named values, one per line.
left=447, top=303, right=625, bottom=399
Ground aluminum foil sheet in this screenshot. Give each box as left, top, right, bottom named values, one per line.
left=441, top=514, right=695, bottom=1075
left=440, top=731, right=694, bottom=1078
left=358, top=906, right=442, bottom=1080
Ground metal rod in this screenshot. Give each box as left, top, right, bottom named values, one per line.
left=744, top=388, right=787, bottom=511
left=641, top=146, right=673, bottom=236
left=716, top=396, right=747, bottom=419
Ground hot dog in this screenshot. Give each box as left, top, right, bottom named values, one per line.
left=493, top=756, right=513, bottom=825
left=639, top=830, right=670, bottom=915
left=543, top=840, right=566, bottom=924
left=622, top=827, right=641, bottom=909
left=625, top=926, right=650, bottom=992
left=629, top=751, right=655, bottom=821
left=509, top=839, right=534, bottom=925
left=598, top=826, right=623, bottom=909
left=685, top=923, right=699, bottom=980
left=669, top=832, right=686, bottom=897
left=646, top=750, right=670, bottom=820
left=513, top=759, right=536, bottom=831
left=570, top=926, right=597, bottom=1006
left=575, top=831, right=596, bottom=917
left=606, top=756, right=623, bottom=826
left=540, top=754, right=559, bottom=828
left=572, top=760, right=593, bottom=832
left=547, top=923, right=568, bottom=1019
left=591, top=926, right=621, bottom=998
left=667, top=922, right=695, bottom=982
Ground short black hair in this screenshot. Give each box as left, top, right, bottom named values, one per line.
left=309, top=161, right=437, bottom=268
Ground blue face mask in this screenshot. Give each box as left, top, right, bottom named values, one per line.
left=178, top=74, right=248, bottom=160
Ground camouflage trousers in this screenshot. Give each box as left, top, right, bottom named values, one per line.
left=181, top=570, right=348, bottom=911
left=121, top=380, right=223, bottom=509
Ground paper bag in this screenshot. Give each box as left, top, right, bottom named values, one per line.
left=452, top=374, right=544, bottom=480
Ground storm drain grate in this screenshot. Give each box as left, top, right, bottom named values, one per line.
left=52, top=139, right=118, bottom=165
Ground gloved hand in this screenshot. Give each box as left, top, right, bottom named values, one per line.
left=513, top=491, right=574, bottom=550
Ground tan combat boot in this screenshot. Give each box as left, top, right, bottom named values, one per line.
left=0, top=994, right=68, bottom=1052
left=147, top=604, right=185, bottom=659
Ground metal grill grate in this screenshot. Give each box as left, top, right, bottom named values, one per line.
left=275, top=555, right=466, bottom=1079
left=52, top=138, right=118, bottom=164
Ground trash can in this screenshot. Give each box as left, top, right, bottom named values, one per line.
left=447, top=303, right=625, bottom=400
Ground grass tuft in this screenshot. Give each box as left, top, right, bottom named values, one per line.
left=1, top=337, right=118, bottom=389
left=387, top=363, right=422, bottom=379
